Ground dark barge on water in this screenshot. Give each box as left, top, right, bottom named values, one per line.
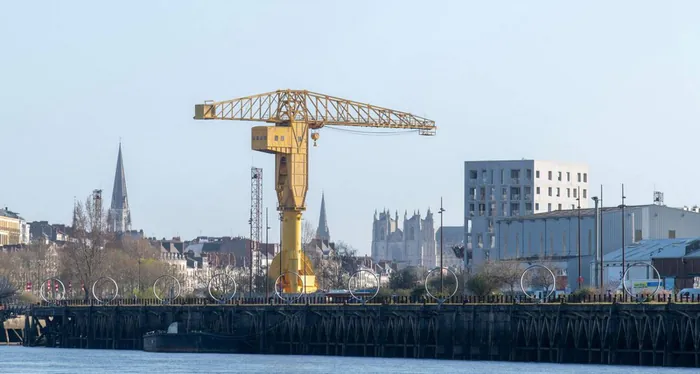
left=143, top=322, right=244, bottom=353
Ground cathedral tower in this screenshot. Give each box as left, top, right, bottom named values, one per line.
left=108, top=142, right=131, bottom=233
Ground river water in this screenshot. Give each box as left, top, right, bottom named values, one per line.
left=0, top=346, right=697, bottom=373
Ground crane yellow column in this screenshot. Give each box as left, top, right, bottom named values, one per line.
left=194, top=90, right=436, bottom=294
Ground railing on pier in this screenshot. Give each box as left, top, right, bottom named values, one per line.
left=5, top=292, right=700, bottom=309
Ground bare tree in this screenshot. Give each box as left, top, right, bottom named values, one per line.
left=0, top=276, right=18, bottom=302
left=301, top=220, right=316, bottom=248
left=317, top=241, right=357, bottom=290
left=61, top=193, right=112, bottom=301
left=491, top=261, right=522, bottom=294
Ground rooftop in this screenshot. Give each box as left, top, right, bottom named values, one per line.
left=0, top=207, right=22, bottom=219
left=603, top=237, right=700, bottom=262
left=500, top=204, right=691, bottom=222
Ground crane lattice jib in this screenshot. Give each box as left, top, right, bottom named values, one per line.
left=195, top=89, right=436, bottom=135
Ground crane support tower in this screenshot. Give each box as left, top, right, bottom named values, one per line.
left=250, top=167, right=263, bottom=283
left=194, top=90, right=436, bottom=293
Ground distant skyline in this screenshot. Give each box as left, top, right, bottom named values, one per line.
left=2, top=1, right=699, bottom=254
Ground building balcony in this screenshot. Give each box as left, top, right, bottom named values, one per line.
left=525, top=210, right=533, bottom=215
left=469, top=178, right=477, bottom=184
left=502, top=194, right=508, bottom=200
left=524, top=194, right=532, bottom=200
left=511, top=178, right=520, bottom=184
left=512, top=210, right=521, bottom=216
left=468, top=210, right=475, bottom=216
left=512, top=194, right=521, bottom=200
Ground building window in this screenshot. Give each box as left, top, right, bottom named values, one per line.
left=548, top=203, right=552, bottom=212
left=548, top=171, right=552, bottom=180
left=469, top=170, right=477, bottom=180
left=524, top=186, right=531, bottom=197
left=535, top=203, right=539, bottom=210
left=571, top=204, right=575, bottom=209
left=567, top=172, right=570, bottom=182
left=469, top=203, right=475, bottom=215
left=525, top=202, right=532, bottom=211
left=536, top=170, right=540, bottom=178
left=556, top=187, right=560, bottom=197
left=577, top=172, right=581, bottom=182
left=669, top=230, right=676, bottom=239
left=583, top=189, right=587, bottom=198
left=573, top=188, right=577, bottom=198
left=548, top=187, right=552, bottom=196
left=536, top=186, right=540, bottom=195
left=510, top=202, right=520, bottom=216
left=468, top=187, right=476, bottom=199
left=501, top=187, right=508, bottom=199
left=502, top=203, right=508, bottom=216
left=557, top=171, right=562, bottom=181
left=500, top=169, right=505, bottom=183
left=526, top=169, right=532, bottom=179
left=489, top=170, right=494, bottom=184
left=274, top=135, right=279, bottom=141
left=635, top=229, right=642, bottom=242
left=583, top=173, right=588, bottom=183
left=557, top=203, right=562, bottom=210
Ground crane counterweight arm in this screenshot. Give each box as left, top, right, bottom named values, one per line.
left=194, top=89, right=436, bottom=135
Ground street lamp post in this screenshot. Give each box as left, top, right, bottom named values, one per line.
left=591, top=196, right=599, bottom=289
left=438, top=197, right=446, bottom=295
left=265, top=208, right=270, bottom=300
left=577, top=186, right=582, bottom=290
left=600, top=185, right=604, bottom=290
left=618, top=184, right=626, bottom=286
left=248, top=215, right=253, bottom=298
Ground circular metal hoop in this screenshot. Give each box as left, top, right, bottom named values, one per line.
left=424, top=267, right=459, bottom=303
left=91, top=276, right=119, bottom=304
left=274, top=271, right=305, bottom=304
left=520, top=264, right=556, bottom=300
left=207, top=273, right=238, bottom=303
left=39, top=277, right=66, bottom=303
left=153, top=275, right=181, bottom=303
left=348, top=270, right=380, bottom=303
left=621, top=262, right=662, bottom=299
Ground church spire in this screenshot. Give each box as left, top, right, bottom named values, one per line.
left=315, top=192, right=330, bottom=242
left=108, top=141, right=131, bottom=233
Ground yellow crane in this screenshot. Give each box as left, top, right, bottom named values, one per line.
left=194, top=90, right=436, bottom=294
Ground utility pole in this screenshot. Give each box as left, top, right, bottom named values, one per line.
left=265, top=208, right=270, bottom=300
left=438, top=198, right=446, bottom=295
left=577, top=186, right=582, bottom=290
left=600, top=185, right=604, bottom=290
left=620, top=184, right=626, bottom=286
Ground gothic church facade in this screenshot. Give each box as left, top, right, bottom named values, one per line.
left=371, top=209, right=436, bottom=268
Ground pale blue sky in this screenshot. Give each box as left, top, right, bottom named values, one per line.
left=1, top=1, right=699, bottom=254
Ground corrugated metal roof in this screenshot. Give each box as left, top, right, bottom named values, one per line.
left=603, top=237, right=700, bottom=262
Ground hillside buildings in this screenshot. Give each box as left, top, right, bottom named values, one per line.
left=371, top=209, right=436, bottom=268
left=464, top=159, right=589, bottom=269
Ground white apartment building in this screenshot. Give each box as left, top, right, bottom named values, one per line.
left=464, top=159, right=589, bottom=269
